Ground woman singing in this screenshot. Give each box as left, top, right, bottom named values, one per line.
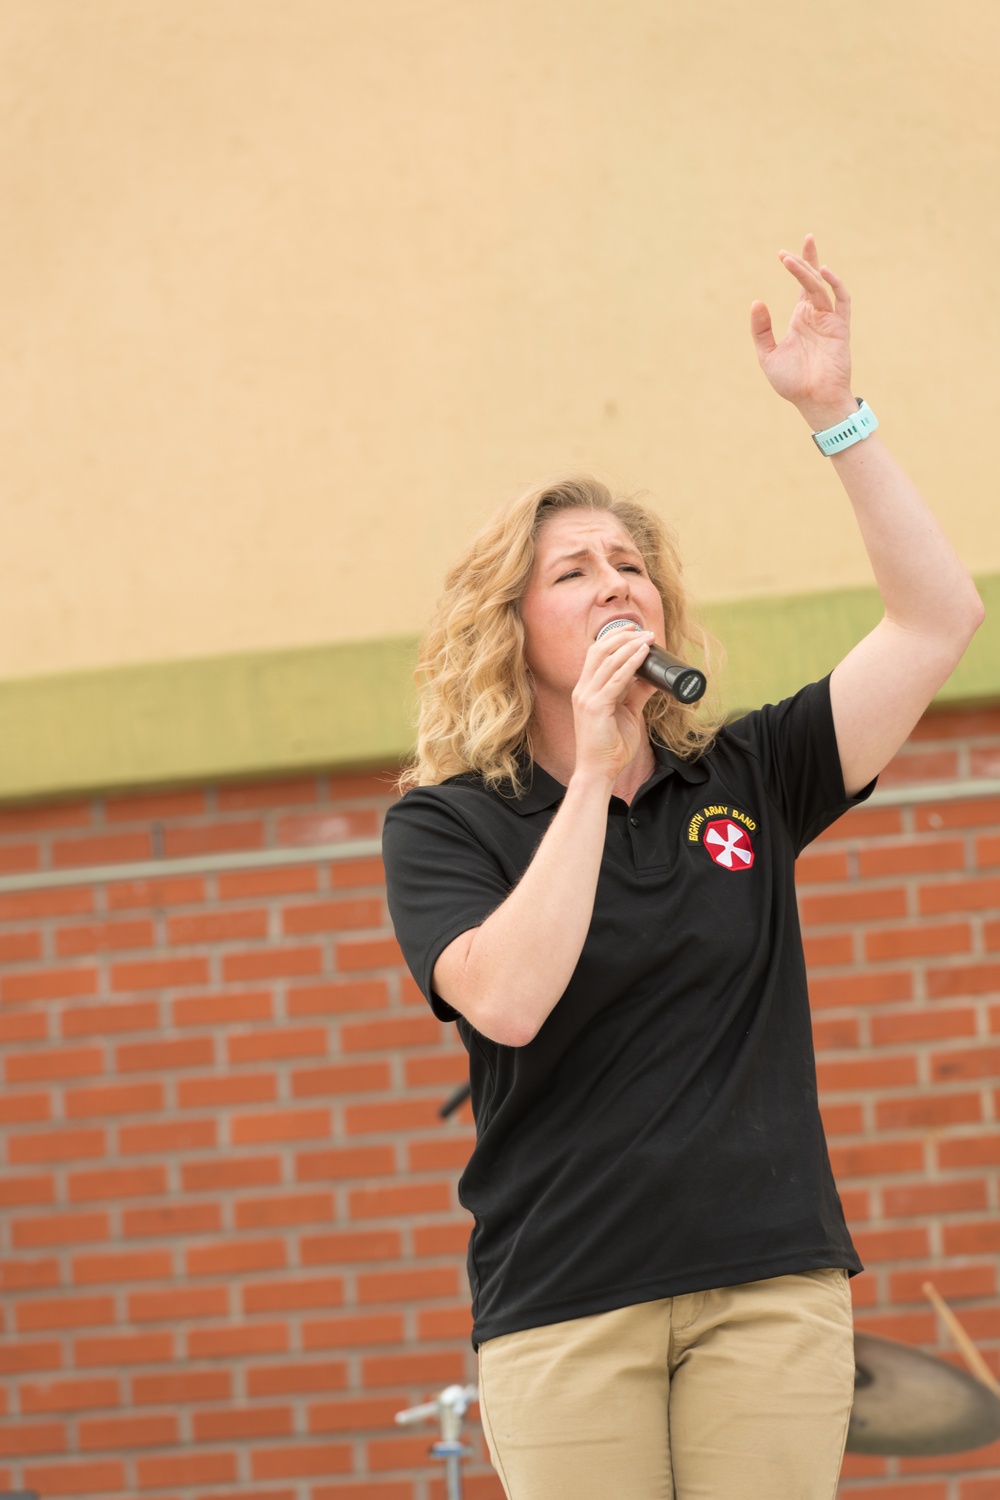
left=381, top=238, right=983, bottom=1499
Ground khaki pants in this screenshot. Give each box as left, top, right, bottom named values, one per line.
left=478, top=1269, right=855, bottom=1500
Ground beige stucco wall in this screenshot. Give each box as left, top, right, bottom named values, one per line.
left=2, top=0, right=998, bottom=680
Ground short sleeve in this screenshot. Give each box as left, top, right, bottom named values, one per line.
left=723, top=675, right=876, bottom=854
left=381, top=786, right=514, bottom=1021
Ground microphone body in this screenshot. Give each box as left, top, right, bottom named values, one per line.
left=596, top=619, right=707, bottom=704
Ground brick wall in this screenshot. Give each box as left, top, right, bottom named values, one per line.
left=0, top=711, right=999, bottom=1500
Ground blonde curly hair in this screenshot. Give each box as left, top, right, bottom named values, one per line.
left=400, top=474, right=721, bottom=793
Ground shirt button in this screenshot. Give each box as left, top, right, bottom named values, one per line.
left=629, top=816, right=639, bottom=827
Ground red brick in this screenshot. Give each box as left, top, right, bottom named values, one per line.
left=216, top=776, right=320, bottom=810
left=12, top=1210, right=109, bottom=1251
left=8, top=1127, right=106, bottom=1164
left=883, top=1179, right=989, bottom=1217
left=167, top=908, right=269, bottom=944
left=122, top=1202, right=222, bottom=1238
left=17, top=1294, right=115, bottom=1333
left=0, top=929, right=42, bottom=961
left=927, top=961, right=1000, bottom=998
left=131, top=1369, right=231, bottom=1404
left=228, top=1026, right=328, bottom=1064
left=6, top=1044, right=104, bottom=1084
left=233, top=1192, right=334, bottom=1231
left=419, top=1308, right=475, bottom=1346
left=0, top=1339, right=63, bottom=1374
left=871, top=1007, right=978, bottom=1045
left=182, top=1156, right=282, bottom=1193
left=300, top=1230, right=402, bottom=1266
left=283, top=898, right=383, bottom=936
left=107, top=875, right=207, bottom=909
left=409, top=1136, right=476, bottom=1171
left=307, top=1396, right=402, bottom=1432
left=292, top=1061, right=391, bottom=1097
left=174, top=985, right=275, bottom=1025
left=296, top=1145, right=396, bottom=1182
left=115, top=1035, right=215, bottom=1072
left=943, top=1219, right=1000, bottom=1255
left=349, top=1182, right=452, bottom=1219
left=20, top=1377, right=121, bottom=1414
left=61, top=1000, right=160, bottom=1038
left=79, top=1411, right=178, bottom=1449
left=331, top=856, right=386, bottom=889
left=808, top=971, right=912, bottom=1008
left=118, top=1117, right=216, bottom=1154
left=357, top=1267, right=459, bottom=1304
left=794, top=848, right=849, bottom=883
left=177, top=1073, right=277, bottom=1109
left=194, top=1405, right=293, bottom=1441
left=230, top=1108, right=331, bottom=1145
left=2, top=966, right=99, bottom=1003
left=865, top=922, right=973, bottom=961
left=0, top=1174, right=55, bottom=1207
left=362, top=1351, right=466, bottom=1389
left=859, top=840, right=967, bottom=879
left=802, top=932, right=854, bottom=967
left=52, top=831, right=151, bottom=867
left=815, top=805, right=904, bottom=842
left=65, top=1081, right=164, bottom=1119
left=881, top=748, right=959, bottom=784
left=276, top=809, right=378, bottom=845
left=242, top=1276, right=345, bottom=1315
left=223, top=946, right=325, bottom=982
left=984, top=918, right=1000, bottom=950
left=56, top=918, right=156, bottom=956
left=0, top=800, right=92, bottom=833
left=328, top=770, right=396, bottom=800
left=0, top=1009, right=48, bottom=1044
left=134, top=1451, right=238, bottom=1487
left=186, top=1239, right=288, bottom=1277
left=917, top=796, right=1000, bottom=830
left=852, top=1226, right=931, bottom=1262
left=287, top=979, right=390, bottom=1016
left=21, top=1461, right=125, bottom=1495
left=0, top=841, right=41, bottom=873
left=335, top=936, right=404, bottom=972
left=246, top=1361, right=348, bottom=1397
left=0, top=886, right=94, bottom=921
left=931, top=1044, right=1000, bottom=1081
left=104, top=788, right=207, bottom=821
left=72, top=1249, right=172, bottom=1285
left=162, top=820, right=264, bottom=857
left=74, top=1330, right=173, bottom=1366
left=344, top=1098, right=445, bottom=1135
left=829, top=1140, right=926, bottom=1178
left=216, top=865, right=319, bottom=899
left=876, top=1092, right=982, bottom=1130
left=67, top=1165, right=166, bottom=1202
left=366, top=1435, right=436, bottom=1472
left=186, top=1323, right=288, bottom=1359
left=890, top=1264, right=997, bottom=1303
left=938, top=1133, right=1000, bottom=1168
left=303, top=1312, right=405, bottom=1350
left=816, top=1055, right=917, bottom=1092
left=128, top=1285, right=229, bottom=1322
left=341, top=1015, right=443, bottom=1052
left=977, top=832, right=1000, bottom=868
left=0, top=1092, right=52, bottom=1125
left=314, top=1485, right=412, bottom=1500
left=251, top=1444, right=353, bottom=1481
left=111, top=956, right=210, bottom=992
left=811, top=1015, right=860, bottom=1051
left=818, top=1102, right=865, bottom=1137
left=920, top=876, right=1000, bottom=914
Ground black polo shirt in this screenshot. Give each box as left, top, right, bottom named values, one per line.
left=382, top=677, right=868, bottom=1347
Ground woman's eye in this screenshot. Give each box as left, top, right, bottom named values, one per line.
left=555, top=569, right=583, bottom=582
left=621, top=564, right=643, bottom=574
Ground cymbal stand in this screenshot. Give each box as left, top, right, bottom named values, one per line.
left=395, top=1383, right=480, bottom=1500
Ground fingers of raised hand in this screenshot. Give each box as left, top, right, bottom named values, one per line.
left=749, top=299, right=776, bottom=362
left=580, top=630, right=651, bottom=696
left=820, top=261, right=851, bottom=316
left=778, top=248, right=832, bottom=309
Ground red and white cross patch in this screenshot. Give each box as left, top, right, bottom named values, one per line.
left=702, top=818, right=755, bottom=872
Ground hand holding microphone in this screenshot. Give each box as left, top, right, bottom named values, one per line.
left=596, top=619, right=707, bottom=703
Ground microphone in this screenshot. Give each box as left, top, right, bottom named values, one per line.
left=596, top=619, right=707, bottom=703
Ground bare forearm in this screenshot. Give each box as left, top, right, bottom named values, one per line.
left=434, top=770, right=614, bottom=1046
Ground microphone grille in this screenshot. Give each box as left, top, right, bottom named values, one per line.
left=596, top=619, right=641, bottom=642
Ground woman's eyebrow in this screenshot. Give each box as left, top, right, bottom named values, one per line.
left=549, top=544, right=640, bottom=568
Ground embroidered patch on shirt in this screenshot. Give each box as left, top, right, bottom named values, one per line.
left=687, top=804, right=757, bottom=871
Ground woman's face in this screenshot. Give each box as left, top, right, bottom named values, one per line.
left=519, top=508, right=666, bottom=699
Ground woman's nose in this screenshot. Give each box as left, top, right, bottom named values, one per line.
left=599, top=564, right=628, bottom=600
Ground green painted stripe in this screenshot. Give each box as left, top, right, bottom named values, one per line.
left=0, top=578, right=997, bottom=802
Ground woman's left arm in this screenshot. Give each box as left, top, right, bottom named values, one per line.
left=751, top=236, right=984, bottom=797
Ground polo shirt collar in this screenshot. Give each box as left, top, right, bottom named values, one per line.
left=502, top=739, right=709, bottom=816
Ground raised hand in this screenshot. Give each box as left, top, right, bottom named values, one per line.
left=750, top=234, right=856, bottom=431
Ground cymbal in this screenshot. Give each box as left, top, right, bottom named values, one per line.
left=848, top=1330, right=1000, bottom=1455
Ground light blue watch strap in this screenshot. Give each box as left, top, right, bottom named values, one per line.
left=811, top=399, right=878, bottom=456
